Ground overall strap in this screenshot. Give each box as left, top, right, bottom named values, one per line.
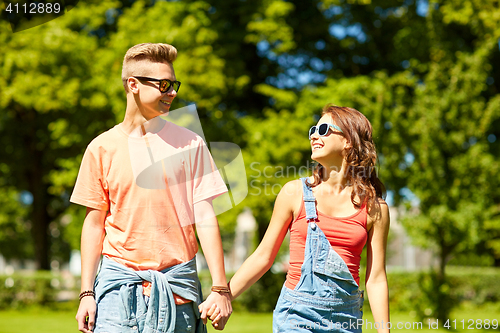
left=300, top=177, right=317, bottom=221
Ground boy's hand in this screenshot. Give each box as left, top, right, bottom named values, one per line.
left=76, top=297, right=97, bottom=333
left=199, top=292, right=232, bottom=330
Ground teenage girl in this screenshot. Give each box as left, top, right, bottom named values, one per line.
left=204, top=104, right=390, bottom=332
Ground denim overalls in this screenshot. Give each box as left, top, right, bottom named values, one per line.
left=272, top=178, right=364, bottom=333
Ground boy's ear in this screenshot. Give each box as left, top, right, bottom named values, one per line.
left=127, top=77, right=140, bottom=93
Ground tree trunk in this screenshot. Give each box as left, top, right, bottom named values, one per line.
left=435, top=247, right=448, bottom=323
left=29, top=151, right=51, bottom=271
left=25, top=111, right=51, bottom=270
left=31, top=192, right=51, bottom=270
left=494, top=256, right=500, bottom=267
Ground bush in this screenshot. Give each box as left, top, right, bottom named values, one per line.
left=447, top=267, right=500, bottom=305
left=232, top=271, right=286, bottom=312
left=0, top=272, right=74, bottom=310
left=386, top=267, right=500, bottom=317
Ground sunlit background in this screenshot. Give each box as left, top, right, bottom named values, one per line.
left=1, top=0, right=500, bottom=332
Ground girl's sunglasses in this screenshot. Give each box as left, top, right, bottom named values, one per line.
left=308, top=123, right=343, bottom=139
left=133, top=76, right=181, bottom=93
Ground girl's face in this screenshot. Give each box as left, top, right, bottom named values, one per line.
left=310, top=114, right=347, bottom=163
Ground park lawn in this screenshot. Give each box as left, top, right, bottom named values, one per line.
left=0, top=305, right=499, bottom=333
left=0, top=306, right=77, bottom=333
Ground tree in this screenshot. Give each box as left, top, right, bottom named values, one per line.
left=0, top=1, right=118, bottom=269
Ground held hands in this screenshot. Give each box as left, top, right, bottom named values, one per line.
left=76, top=296, right=97, bottom=333
left=198, top=291, right=232, bottom=330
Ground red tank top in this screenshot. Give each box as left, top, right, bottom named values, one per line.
left=285, top=198, right=368, bottom=289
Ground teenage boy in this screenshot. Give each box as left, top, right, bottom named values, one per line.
left=72, top=43, right=231, bottom=333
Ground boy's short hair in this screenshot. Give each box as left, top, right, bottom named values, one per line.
left=121, top=43, right=178, bottom=91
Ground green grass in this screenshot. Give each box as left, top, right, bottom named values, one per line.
left=207, top=312, right=273, bottom=333
left=0, top=305, right=499, bottom=333
left=0, top=307, right=77, bottom=333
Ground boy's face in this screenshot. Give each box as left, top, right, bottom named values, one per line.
left=128, top=61, right=177, bottom=119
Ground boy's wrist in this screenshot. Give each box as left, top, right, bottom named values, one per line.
left=80, top=283, right=95, bottom=292
left=211, top=285, right=230, bottom=294
left=79, top=290, right=96, bottom=301
left=210, top=278, right=228, bottom=286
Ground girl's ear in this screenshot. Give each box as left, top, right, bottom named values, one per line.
left=343, top=138, right=352, bottom=151
left=341, top=141, right=351, bottom=157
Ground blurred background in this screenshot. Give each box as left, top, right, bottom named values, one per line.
left=1, top=0, right=500, bottom=332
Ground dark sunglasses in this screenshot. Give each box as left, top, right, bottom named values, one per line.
left=308, top=123, right=343, bottom=140
left=133, top=76, right=181, bottom=93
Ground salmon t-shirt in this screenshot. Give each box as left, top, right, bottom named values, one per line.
left=70, top=121, right=228, bottom=273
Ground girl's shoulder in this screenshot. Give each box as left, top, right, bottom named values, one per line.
left=276, top=179, right=305, bottom=220
left=280, top=179, right=304, bottom=198
left=366, top=198, right=390, bottom=231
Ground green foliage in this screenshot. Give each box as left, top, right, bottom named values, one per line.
left=241, top=106, right=311, bottom=239
left=200, top=269, right=286, bottom=313
left=448, top=252, right=495, bottom=267
left=416, top=271, right=457, bottom=323
left=245, top=0, right=296, bottom=54
left=0, top=272, right=73, bottom=309
left=0, top=1, right=118, bottom=268
left=0, top=188, right=32, bottom=259
left=387, top=267, right=500, bottom=323
left=232, top=271, right=287, bottom=312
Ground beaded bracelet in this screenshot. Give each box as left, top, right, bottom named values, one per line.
left=211, top=285, right=231, bottom=294
left=79, top=290, right=96, bottom=301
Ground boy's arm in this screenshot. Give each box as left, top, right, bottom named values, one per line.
left=195, top=199, right=232, bottom=330
left=76, top=207, right=107, bottom=333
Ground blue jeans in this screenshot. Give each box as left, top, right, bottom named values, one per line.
left=95, top=285, right=196, bottom=333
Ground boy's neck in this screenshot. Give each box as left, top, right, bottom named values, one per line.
left=121, top=107, right=166, bottom=137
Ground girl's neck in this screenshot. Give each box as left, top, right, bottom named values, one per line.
left=319, top=162, right=350, bottom=194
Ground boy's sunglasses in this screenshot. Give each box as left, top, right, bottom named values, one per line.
left=309, top=123, right=343, bottom=139
left=133, top=76, right=181, bottom=93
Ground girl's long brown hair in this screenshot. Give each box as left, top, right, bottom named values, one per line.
left=307, top=104, right=386, bottom=210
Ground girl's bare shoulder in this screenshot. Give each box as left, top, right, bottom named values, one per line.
left=276, top=179, right=304, bottom=217
left=367, top=198, right=390, bottom=230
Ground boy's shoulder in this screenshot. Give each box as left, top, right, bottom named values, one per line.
left=161, top=120, right=206, bottom=146
left=86, top=124, right=123, bottom=151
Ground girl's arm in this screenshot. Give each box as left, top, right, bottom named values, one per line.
left=228, top=180, right=301, bottom=300
left=365, top=199, right=391, bottom=333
